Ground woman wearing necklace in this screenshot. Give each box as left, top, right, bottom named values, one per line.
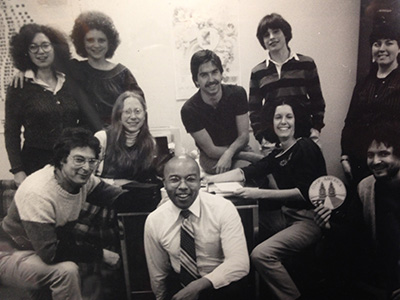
left=206, top=97, right=327, bottom=300
left=5, top=24, right=79, bottom=187
left=341, top=21, right=400, bottom=185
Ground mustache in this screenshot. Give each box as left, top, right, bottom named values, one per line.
left=206, top=81, right=220, bottom=87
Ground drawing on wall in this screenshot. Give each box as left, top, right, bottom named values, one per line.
left=0, top=1, right=36, bottom=130
left=0, top=0, right=80, bottom=132
left=172, top=2, right=240, bottom=100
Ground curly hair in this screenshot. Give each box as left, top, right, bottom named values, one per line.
left=190, top=50, right=223, bottom=85
left=10, top=23, right=70, bottom=72
left=263, top=96, right=312, bottom=143
left=53, top=127, right=100, bottom=170
left=107, top=91, right=156, bottom=178
left=71, top=11, right=120, bottom=59
left=256, top=13, right=292, bottom=49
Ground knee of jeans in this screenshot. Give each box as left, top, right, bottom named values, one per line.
left=57, top=261, right=79, bottom=278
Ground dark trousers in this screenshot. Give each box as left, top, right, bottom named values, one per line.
left=166, top=271, right=248, bottom=300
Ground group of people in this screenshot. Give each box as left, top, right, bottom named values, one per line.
left=0, top=8, right=399, bottom=300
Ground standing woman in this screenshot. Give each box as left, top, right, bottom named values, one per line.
left=341, top=21, right=400, bottom=184
left=70, top=11, right=144, bottom=128
left=207, top=97, right=327, bottom=299
left=5, top=24, right=79, bottom=186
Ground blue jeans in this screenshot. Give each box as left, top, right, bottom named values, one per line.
left=0, top=250, right=82, bottom=300
left=251, top=207, right=322, bottom=300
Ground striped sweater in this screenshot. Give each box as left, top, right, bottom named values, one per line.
left=249, top=54, right=325, bottom=142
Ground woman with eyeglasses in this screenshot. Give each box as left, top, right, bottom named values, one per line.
left=5, top=23, right=79, bottom=187
left=73, top=91, right=160, bottom=300
left=94, top=91, right=158, bottom=185
left=12, top=11, right=144, bottom=132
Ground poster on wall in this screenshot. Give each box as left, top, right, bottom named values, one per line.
left=172, top=1, right=240, bottom=100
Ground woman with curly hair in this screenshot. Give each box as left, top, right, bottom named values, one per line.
left=70, top=11, right=144, bottom=128
left=5, top=23, right=80, bottom=186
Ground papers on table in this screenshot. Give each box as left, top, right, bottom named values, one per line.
left=204, top=182, right=243, bottom=196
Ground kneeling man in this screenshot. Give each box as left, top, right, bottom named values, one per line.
left=144, top=155, right=249, bottom=300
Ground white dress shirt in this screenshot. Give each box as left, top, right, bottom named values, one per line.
left=144, top=191, right=249, bottom=300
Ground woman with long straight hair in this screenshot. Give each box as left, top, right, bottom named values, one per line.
left=95, top=90, right=157, bottom=184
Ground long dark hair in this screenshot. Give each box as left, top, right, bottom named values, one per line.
left=107, top=91, right=156, bottom=177
left=263, top=96, right=312, bottom=143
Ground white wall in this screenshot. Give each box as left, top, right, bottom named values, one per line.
left=0, top=0, right=361, bottom=180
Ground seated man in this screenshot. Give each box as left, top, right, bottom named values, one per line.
left=144, top=155, right=249, bottom=300
left=0, top=127, right=124, bottom=300
left=181, top=49, right=262, bottom=174
left=316, top=121, right=400, bottom=299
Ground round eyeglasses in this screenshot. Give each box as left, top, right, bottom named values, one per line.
left=71, top=155, right=99, bottom=168
left=28, top=42, right=53, bottom=54
left=122, top=108, right=144, bottom=117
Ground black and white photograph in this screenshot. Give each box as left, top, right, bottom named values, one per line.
left=0, top=0, right=399, bottom=299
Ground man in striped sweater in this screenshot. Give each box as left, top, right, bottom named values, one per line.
left=249, top=13, right=325, bottom=154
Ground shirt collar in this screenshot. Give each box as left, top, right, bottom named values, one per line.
left=170, top=193, right=201, bottom=222
left=24, top=69, right=66, bottom=94
left=265, top=50, right=299, bottom=68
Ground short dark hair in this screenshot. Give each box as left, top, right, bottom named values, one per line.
left=10, top=23, right=70, bottom=72
left=71, top=11, right=120, bottom=59
left=256, top=13, right=292, bottom=49
left=369, top=22, right=400, bottom=46
left=53, top=127, right=100, bottom=169
left=190, top=50, right=223, bottom=85
left=263, top=96, right=312, bottom=143
left=366, top=121, right=400, bottom=158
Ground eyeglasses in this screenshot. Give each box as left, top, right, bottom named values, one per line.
left=122, top=108, right=144, bottom=117
left=71, top=155, right=99, bottom=168
left=28, top=42, right=53, bottom=54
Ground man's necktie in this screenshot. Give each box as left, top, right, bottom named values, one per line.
left=180, top=209, right=200, bottom=286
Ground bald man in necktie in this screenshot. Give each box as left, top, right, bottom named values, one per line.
left=144, top=156, right=249, bottom=300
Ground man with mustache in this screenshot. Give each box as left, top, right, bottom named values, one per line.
left=0, top=127, right=124, bottom=300
left=249, top=13, right=325, bottom=154
left=144, top=155, right=249, bottom=300
left=181, top=50, right=262, bottom=175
